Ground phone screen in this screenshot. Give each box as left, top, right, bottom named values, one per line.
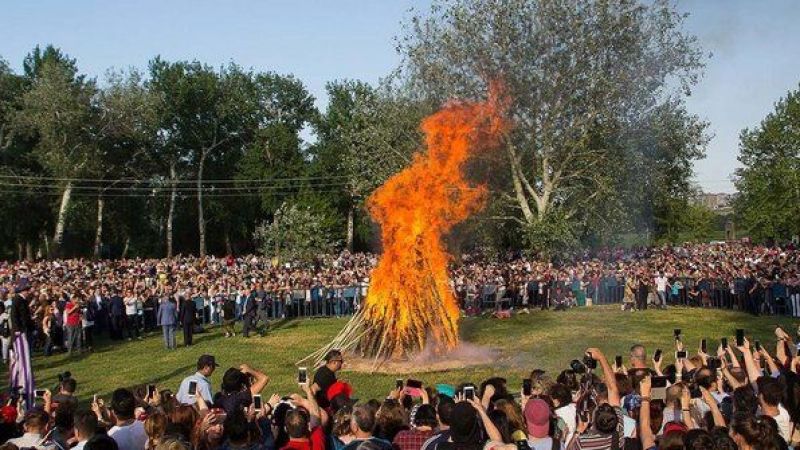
left=615, top=356, right=623, bottom=367
left=701, top=339, right=707, bottom=353
left=148, top=385, right=156, bottom=398
left=654, top=349, right=662, bottom=362
left=676, top=350, right=687, bottom=359
left=298, top=368, right=308, bottom=384
left=522, top=379, right=532, bottom=396
left=674, top=329, right=682, bottom=340
left=755, top=340, right=762, bottom=351
left=721, top=337, right=728, bottom=349
left=464, top=386, right=475, bottom=400
left=396, top=379, right=404, bottom=390
left=253, top=395, right=262, bottom=411
left=736, top=329, right=745, bottom=347
left=188, top=381, right=198, bottom=396
left=34, top=390, right=46, bottom=398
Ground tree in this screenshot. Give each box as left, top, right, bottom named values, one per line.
left=312, top=80, right=432, bottom=250
left=15, top=46, right=97, bottom=257
left=734, top=85, right=800, bottom=242
left=253, top=201, right=340, bottom=262
left=397, top=0, right=706, bottom=252
left=91, top=69, right=158, bottom=257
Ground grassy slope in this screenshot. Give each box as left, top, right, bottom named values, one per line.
left=8, top=305, right=798, bottom=403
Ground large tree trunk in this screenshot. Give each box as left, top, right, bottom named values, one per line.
left=166, top=162, right=177, bottom=258
left=197, top=152, right=207, bottom=257
left=51, top=181, right=73, bottom=258
left=93, top=195, right=105, bottom=258
left=346, top=203, right=355, bottom=252
left=17, top=242, right=23, bottom=261
left=25, top=242, right=33, bottom=261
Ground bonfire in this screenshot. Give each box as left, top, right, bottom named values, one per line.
left=304, top=86, right=508, bottom=366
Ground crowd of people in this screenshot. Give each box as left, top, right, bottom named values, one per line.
left=0, top=242, right=799, bottom=359
left=4, top=329, right=800, bottom=450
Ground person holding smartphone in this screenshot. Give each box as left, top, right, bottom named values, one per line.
left=176, top=354, right=218, bottom=405
left=312, top=349, right=344, bottom=409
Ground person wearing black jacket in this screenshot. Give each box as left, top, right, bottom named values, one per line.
left=241, top=289, right=257, bottom=338
left=179, top=293, right=195, bottom=347
left=10, top=279, right=35, bottom=342
left=109, top=290, right=125, bottom=340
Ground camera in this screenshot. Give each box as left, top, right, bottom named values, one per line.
left=570, top=359, right=586, bottom=373
left=583, top=354, right=597, bottom=371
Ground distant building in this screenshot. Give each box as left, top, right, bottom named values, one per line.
left=696, top=192, right=733, bottom=211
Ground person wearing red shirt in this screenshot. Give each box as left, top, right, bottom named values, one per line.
left=65, top=295, right=83, bottom=355
left=280, top=411, right=326, bottom=450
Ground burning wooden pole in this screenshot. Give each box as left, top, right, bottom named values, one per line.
left=303, top=85, right=508, bottom=366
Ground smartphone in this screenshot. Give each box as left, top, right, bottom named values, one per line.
left=148, top=385, right=156, bottom=398
left=396, top=379, right=404, bottom=390
left=654, top=349, right=663, bottom=363
left=93, top=394, right=98, bottom=404
left=34, top=389, right=46, bottom=398
left=188, top=381, right=198, bottom=396
left=721, top=337, right=728, bottom=350
left=736, top=329, right=745, bottom=347
left=651, top=376, right=668, bottom=401
left=253, top=394, right=262, bottom=411
left=615, top=355, right=623, bottom=367
left=701, top=339, right=707, bottom=354
left=522, top=379, right=532, bottom=396
left=464, top=386, right=475, bottom=400
left=676, top=350, right=687, bottom=360
left=755, top=340, right=762, bottom=352
left=406, top=379, right=423, bottom=389
left=674, top=329, right=682, bottom=340
left=298, top=367, right=308, bottom=384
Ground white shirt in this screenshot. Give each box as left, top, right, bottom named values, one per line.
left=7, top=432, right=55, bottom=450
left=176, top=372, right=213, bottom=405
left=655, top=276, right=668, bottom=291
left=555, top=403, right=577, bottom=443
left=770, top=404, right=793, bottom=444
left=124, top=297, right=138, bottom=316
left=108, top=420, right=147, bottom=450
left=527, top=437, right=563, bottom=450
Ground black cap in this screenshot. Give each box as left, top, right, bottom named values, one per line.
left=197, top=355, right=219, bottom=370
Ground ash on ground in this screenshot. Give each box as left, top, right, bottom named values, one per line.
left=344, top=342, right=500, bottom=374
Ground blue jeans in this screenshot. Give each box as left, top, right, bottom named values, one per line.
left=272, top=300, right=284, bottom=319
left=162, top=325, right=176, bottom=349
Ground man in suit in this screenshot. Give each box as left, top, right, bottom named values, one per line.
left=179, top=292, right=195, bottom=347
left=108, top=289, right=125, bottom=340
left=241, top=288, right=257, bottom=338
left=157, top=296, right=178, bottom=349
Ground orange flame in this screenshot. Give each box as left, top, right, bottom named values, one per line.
left=359, top=85, right=509, bottom=359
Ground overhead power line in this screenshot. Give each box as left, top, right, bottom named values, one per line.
left=0, top=173, right=352, bottom=184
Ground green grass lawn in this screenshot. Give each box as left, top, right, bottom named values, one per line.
left=6, top=305, right=799, bottom=404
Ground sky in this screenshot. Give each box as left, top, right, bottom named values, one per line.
left=2, top=1, right=799, bottom=194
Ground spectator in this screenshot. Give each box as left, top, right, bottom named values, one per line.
left=393, top=404, right=437, bottom=450
left=524, top=399, right=561, bottom=450
left=341, top=404, right=393, bottom=450
left=107, top=389, right=147, bottom=450
left=7, top=410, right=54, bottom=450
left=312, top=350, right=344, bottom=409
left=177, top=355, right=218, bottom=406
left=72, top=409, right=98, bottom=450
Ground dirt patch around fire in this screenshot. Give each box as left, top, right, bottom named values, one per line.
left=343, top=342, right=501, bottom=374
